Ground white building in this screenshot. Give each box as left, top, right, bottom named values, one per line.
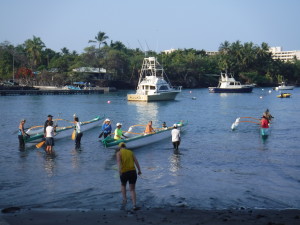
left=162, top=48, right=177, bottom=54
left=269, top=47, right=300, bottom=62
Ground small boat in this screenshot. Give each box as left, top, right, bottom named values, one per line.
left=24, top=115, right=104, bottom=143
left=127, top=57, right=182, bottom=101
left=102, top=121, right=187, bottom=149
left=208, top=72, right=253, bottom=93
left=277, top=93, right=292, bottom=98
left=275, top=82, right=294, bottom=90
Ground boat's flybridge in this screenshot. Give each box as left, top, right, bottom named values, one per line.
left=128, top=56, right=181, bottom=101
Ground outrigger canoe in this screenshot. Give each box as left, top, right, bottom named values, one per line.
left=24, top=115, right=104, bottom=143
left=102, top=121, right=187, bottom=149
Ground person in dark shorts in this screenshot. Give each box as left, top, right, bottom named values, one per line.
left=74, top=116, right=83, bottom=149
left=116, top=142, right=142, bottom=210
left=45, top=120, right=55, bottom=154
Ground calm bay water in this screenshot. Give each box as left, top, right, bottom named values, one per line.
left=0, top=88, right=299, bottom=210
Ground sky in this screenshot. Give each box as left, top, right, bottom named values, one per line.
left=1, top=0, right=300, bottom=53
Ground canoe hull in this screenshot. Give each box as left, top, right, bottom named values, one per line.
left=103, top=122, right=187, bottom=149
left=24, top=116, right=103, bottom=143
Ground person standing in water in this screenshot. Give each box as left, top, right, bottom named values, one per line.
left=74, top=116, right=83, bottom=149
left=171, top=124, right=181, bottom=150
left=18, top=119, right=27, bottom=149
left=45, top=121, right=55, bottom=154
left=116, top=142, right=142, bottom=210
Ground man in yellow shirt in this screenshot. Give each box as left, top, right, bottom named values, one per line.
left=116, top=142, right=142, bottom=210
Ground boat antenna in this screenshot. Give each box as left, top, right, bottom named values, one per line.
left=137, top=40, right=146, bottom=56
left=145, top=40, right=151, bottom=54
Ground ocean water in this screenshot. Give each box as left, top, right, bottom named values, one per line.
left=0, top=88, right=299, bottom=210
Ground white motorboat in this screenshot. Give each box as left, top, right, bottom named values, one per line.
left=275, top=82, right=294, bottom=90
left=127, top=57, right=182, bottom=101
left=208, top=72, right=253, bottom=93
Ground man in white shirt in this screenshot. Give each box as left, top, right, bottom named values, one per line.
left=171, top=124, right=180, bottom=150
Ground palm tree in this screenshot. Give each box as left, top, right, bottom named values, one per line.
left=24, top=36, right=45, bottom=69
left=88, top=31, right=109, bottom=49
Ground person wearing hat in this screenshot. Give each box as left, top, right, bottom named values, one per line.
left=171, top=124, right=181, bottom=151
left=114, top=123, right=127, bottom=140
left=116, top=142, right=142, bottom=210
left=99, top=118, right=112, bottom=139
left=18, top=119, right=27, bottom=149
left=263, top=109, right=274, bottom=122
left=44, top=114, right=53, bottom=136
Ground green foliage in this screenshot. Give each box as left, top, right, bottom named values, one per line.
left=0, top=33, right=300, bottom=87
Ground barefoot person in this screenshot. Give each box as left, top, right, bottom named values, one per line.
left=116, top=142, right=142, bottom=210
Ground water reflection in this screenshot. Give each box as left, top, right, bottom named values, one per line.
left=71, top=147, right=83, bottom=169
left=43, top=153, right=57, bottom=177
left=169, top=149, right=181, bottom=173
left=128, top=101, right=159, bottom=125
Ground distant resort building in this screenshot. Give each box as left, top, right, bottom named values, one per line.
left=206, top=51, right=219, bottom=56
left=162, top=48, right=177, bottom=54
left=72, top=67, right=108, bottom=79
left=162, top=47, right=300, bottom=62
left=269, top=47, right=300, bottom=62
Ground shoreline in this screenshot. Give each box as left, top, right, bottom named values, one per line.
left=1, top=207, right=300, bottom=225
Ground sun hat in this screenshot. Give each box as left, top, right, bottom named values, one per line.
left=173, top=124, right=177, bottom=128
left=118, top=142, right=126, bottom=147
left=105, top=118, right=110, bottom=122
left=116, top=123, right=122, bottom=126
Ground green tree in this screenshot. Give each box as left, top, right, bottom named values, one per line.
left=88, top=31, right=109, bottom=49
left=24, top=36, right=45, bottom=70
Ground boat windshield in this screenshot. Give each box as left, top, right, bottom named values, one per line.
left=159, top=85, right=169, bottom=90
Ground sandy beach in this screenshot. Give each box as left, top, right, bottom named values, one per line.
left=1, top=207, right=300, bottom=225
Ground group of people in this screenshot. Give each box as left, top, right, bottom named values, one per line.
left=99, top=119, right=181, bottom=150
left=18, top=116, right=181, bottom=210
left=18, top=114, right=83, bottom=153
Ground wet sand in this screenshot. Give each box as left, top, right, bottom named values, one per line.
left=1, top=207, right=300, bottom=225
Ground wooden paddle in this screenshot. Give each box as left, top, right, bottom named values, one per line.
left=36, top=140, right=45, bottom=148
left=71, top=130, right=76, bottom=140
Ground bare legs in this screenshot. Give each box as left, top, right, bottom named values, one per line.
left=121, top=183, right=136, bottom=207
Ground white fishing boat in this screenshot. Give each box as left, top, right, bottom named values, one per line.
left=127, top=57, right=182, bottom=101
left=275, top=82, right=294, bottom=90
left=209, top=72, right=253, bottom=93
left=102, top=121, right=187, bottom=149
